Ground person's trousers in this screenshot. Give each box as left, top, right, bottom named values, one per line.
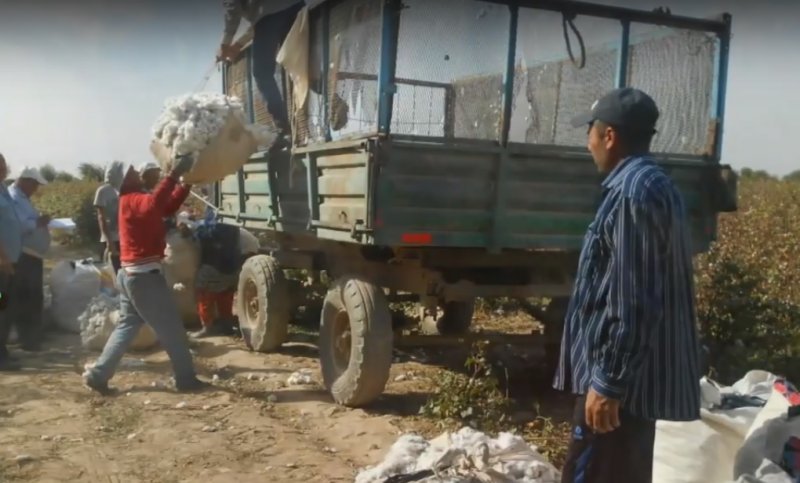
left=12, top=253, right=44, bottom=348
left=560, top=395, right=657, bottom=483
left=105, top=241, right=121, bottom=273
left=252, top=1, right=305, bottom=131
left=0, top=272, right=14, bottom=359
left=87, top=269, right=197, bottom=386
left=196, top=289, right=235, bottom=328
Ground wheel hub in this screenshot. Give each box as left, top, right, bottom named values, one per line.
left=332, top=310, right=351, bottom=373
left=243, top=279, right=259, bottom=327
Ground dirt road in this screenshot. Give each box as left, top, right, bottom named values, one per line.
left=0, top=331, right=438, bottom=482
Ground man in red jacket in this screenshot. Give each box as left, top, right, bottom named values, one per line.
left=83, top=156, right=208, bottom=393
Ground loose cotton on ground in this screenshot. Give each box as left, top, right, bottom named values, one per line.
left=355, top=427, right=560, bottom=483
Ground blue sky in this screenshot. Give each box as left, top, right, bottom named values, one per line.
left=0, top=0, right=797, bottom=177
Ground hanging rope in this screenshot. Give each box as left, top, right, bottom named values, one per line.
left=562, top=12, right=587, bottom=70
left=193, top=60, right=221, bottom=93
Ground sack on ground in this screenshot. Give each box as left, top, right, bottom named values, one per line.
left=163, top=229, right=201, bottom=326
left=49, top=260, right=104, bottom=333
left=79, top=293, right=157, bottom=352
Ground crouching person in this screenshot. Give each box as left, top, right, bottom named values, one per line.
left=83, top=156, right=208, bottom=394
left=191, top=214, right=249, bottom=339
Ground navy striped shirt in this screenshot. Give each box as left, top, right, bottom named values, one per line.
left=553, top=155, right=701, bottom=421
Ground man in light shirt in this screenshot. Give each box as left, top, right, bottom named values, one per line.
left=94, top=162, right=124, bottom=273
left=0, top=153, right=23, bottom=371
left=9, top=167, right=51, bottom=352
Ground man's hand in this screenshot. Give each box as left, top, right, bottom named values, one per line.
left=216, top=43, right=241, bottom=62
left=0, top=258, right=14, bottom=275
left=106, top=241, right=119, bottom=256
left=37, top=214, right=52, bottom=227
left=585, top=388, right=621, bottom=434
left=170, top=154, right=196, bottom=179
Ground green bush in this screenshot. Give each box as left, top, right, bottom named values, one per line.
left=696, top=178, right=800, bottom=383
left=35, top=180, right=102, bottom=247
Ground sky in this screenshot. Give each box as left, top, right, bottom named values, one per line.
left=0, top=0, right=798, bottom=177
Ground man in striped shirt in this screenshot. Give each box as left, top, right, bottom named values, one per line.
left=555, top=88, right=701, bottom=483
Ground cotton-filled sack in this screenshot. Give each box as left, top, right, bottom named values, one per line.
left=150, top=93, right=274, bottom=184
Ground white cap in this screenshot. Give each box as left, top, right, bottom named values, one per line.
left=137, top=162, right=161, bottom=175
left=18, top=167, right=48, bottom=185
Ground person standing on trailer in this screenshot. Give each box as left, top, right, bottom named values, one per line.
left=9, top=167, right=52, bottom=352
left=83, top=157, right=208, bottom=394
left=555, top=88, right=701, bottom=483
left=216, top=0, right=348, bottom=149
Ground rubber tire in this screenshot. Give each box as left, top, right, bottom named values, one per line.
left=436, top=299, right=475, bottom=335
left=236, top=255, right=291, bottom=352
left=319, top=277, right=393, bottom=407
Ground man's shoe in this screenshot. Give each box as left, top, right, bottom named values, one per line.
left=190, top=327, right=216, bottom=339
left=0, top=358, right=21, bottom=371
left=82, top=371, right=115, bottom=396
left=176, top=377, right=212, bottom=393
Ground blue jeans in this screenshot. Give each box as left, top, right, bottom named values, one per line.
left=251, top=1, right=305, bottom=131
left=87, top=269, right=196, bottom=386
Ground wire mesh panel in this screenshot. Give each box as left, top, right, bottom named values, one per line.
left=627, top=25, right=717, bottom=155
left=395, top=0, right=510, bottom=140
left=328, top=0, right=383, bottom=139
left=225, top=55, right=251, bottom=121
left=510, top=9, right=619, bottom=146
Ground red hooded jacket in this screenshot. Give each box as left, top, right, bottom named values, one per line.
left=119, top=175, right=191, bottom=267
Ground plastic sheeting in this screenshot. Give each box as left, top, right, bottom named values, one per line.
left=654, top=371, right=800, bottom=483
left=355, top=427, right=560, bottom=483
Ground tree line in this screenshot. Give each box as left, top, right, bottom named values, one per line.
left=3, top=163, right=106, bottom=186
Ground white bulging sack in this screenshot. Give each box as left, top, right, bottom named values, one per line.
left=150, top=93, right=274, bottom=184
left=163, top=229, right=201, bottom=326
left=80, top=294, right=157, bottom=352
left=49, top=260, right=104, bottom=333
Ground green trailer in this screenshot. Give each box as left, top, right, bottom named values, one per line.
left=214, top=0, right=737, bottom=407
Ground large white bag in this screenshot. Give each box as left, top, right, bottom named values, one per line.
left=80, top=293, right=157, bottom=352
left=163, top=229, right=201, bottom=326
left=49, top=260, right=106, bottom=333
left=653, top=371, right=798, bottom=483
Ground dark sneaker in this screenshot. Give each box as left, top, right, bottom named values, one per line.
left=175, top=377, right=212, bottom=393
left=0, top=357, right=21, bottom=372
left=82, top=371, right=115, bottom=396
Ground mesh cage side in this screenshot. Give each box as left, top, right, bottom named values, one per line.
left=225, top=55, right=251, bottom=121
left=327, top=0, right=383, bottom=138
left=628, top=26, right=717, bottom=155
left=395, top=0, right=509, bottom=140
left=511, top=10, right=619, bottom=146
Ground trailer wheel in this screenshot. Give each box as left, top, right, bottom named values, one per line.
left=236, top=255, right=291, bottom=352
left=436, top=299, right=475, bottom=335
left=319, top=277, right=393, bottom=407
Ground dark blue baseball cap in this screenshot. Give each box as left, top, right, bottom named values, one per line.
left=570, top=87, right=659, bottom=134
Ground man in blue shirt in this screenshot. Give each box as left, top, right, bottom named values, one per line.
left=0, top=154, right=24, bottom=371
left=9, top=167, right=51, bottom=352
left=555, top=88, right=701, bottom=483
